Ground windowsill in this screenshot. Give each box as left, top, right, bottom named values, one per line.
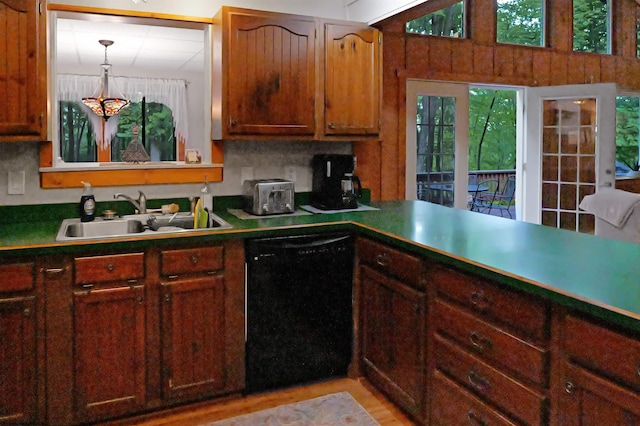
left=40, top=163, right=223, bottom=188
left=45, top=162, right=221, bottom=171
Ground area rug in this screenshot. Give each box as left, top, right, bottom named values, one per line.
left=207, top=391, right=380, bottom=426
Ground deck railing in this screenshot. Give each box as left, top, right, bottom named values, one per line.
left=470, top=169, right=515, bottom=191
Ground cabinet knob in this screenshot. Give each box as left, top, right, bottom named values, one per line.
left=564, top=381, right=575, bottom=394
left=137, top=296, right=144, bottom=305
left=469, top=290, right=489, bottom=310
left=106, top=263, right=115, bottom=271
left=230, top=119, right=237, bottom=127
left=165, top=293, right=171, bottom=303
left=23, top=307, right=31, bottom=317
left=469, top=331, right=492, bottom=351
left=190, top=255, right=199, bottom=264
left=466, top=410, right=488, bottom=426
left=328, top=122, right=335, bottom=129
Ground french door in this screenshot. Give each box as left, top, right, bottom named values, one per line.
left=522, top=84, right=616, bottom=232
left=406, top=80, right=469, bottom=209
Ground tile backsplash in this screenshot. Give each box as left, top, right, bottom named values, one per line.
left=0, top=140, right=352, bottom=206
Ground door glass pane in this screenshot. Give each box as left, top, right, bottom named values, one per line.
left=541, top=98, right=596, bottom=233
left=416, top=95, right=456, bottom=207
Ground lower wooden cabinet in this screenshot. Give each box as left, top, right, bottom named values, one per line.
left=557, top=361, right=640, bottom=425
left=160, top=275, right=227, bottom=400
left=0, top=296, right=37, bottom=425
left=0, top=260, right=40, bottom=425
left=43, top=240, right=245, bottom=425
left=73, top=285, right=146, bottom=421
left=357, top=238, right=426, bottom=422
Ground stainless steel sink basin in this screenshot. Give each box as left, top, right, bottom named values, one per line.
left=56, top=212, right=233, bottom=242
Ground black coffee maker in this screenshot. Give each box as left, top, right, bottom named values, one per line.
left=311, top=154, right=362, bottom=210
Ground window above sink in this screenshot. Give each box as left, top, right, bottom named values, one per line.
left=40, top=7, right=223, bottom=188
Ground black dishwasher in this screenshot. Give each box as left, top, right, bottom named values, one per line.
left=245, top=233, right=354, bottom=394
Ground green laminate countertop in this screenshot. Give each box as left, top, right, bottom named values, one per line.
left=1, top=200, right=639, bottom=332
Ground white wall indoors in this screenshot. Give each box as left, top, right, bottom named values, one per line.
left=0, top=0, right=364, bottom=206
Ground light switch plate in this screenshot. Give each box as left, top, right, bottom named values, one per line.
left=8, top=171, right=25, bottom=195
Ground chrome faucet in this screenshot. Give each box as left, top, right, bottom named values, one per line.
left=114, top=191, right=147, bottom=214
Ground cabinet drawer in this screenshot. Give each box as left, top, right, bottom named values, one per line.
left=564, top=315, right=640, bottom=391
left=435, top=334, right=547, bottom=425
left=431, top=370, right=518, bottom=426
left=0, top=262, right=35, bottom=292
left=75, top=253, right=145, bottom=285
left=161, top=246, right=224, bottom=276
left=435, top=300, right=549, bottom=385
left=434, top=265, right=548, bottom=341
left=357, top=238, right=424, bottom=289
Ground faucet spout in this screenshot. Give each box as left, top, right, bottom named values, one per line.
left=114, top=191, right=147, bottom=214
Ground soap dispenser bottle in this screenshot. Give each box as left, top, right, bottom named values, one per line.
left=79, top=181, right=96, bottom=222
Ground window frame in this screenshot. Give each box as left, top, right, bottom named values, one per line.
left=40, top=5, right=222, bottom=189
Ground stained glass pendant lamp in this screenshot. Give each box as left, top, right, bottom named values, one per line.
left=82, top=40, right=130, bottom=120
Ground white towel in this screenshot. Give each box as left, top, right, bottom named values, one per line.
left=579, top=189, right=640, bottom=228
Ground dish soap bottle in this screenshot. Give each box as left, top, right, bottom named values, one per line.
left=79, top=181, right=96, bottom=222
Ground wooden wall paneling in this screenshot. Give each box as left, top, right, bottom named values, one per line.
left=566, top=54, right=586, bottom=84
left=354, top=140, right=382, bottom=201
left=613, top=0, right=636, bottom=57
left=473, top=44, right=494, bottom=78
left=469, top=0, right=496, bottom=46
left=405, top=36, right=430, bottom=76
left=451, top=39, right=474, bottom=76
left=429, top=37, right=453, bottom=74
left=532, top=49, right=552, bottom=86
left=583, top=54, right=601, bottom=84
left=513, top=47, right=533, bottom=80
left=547, top=0, right=573, bottom=52
left=616, top=57, right=634, bottom=88
left=550, top=52, right=569, bottom=85
left=494, top=44, right=515, bottom=78
left=600, top=54, right=617, bottom=83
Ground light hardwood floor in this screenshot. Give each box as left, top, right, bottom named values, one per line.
left=113, top=378, right=416, bottom=425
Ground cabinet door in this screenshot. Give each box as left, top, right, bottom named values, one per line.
left=0, top=0, right=46, bottom=141
left=361, top=265, right=426, bottom=419
left=558, top=361, right=640, bottom=425
left=0, top=296, right=36, bottom=425
left=73, top=286, right=146, bottom=422
left=226, top=11, right=316, bottom=136
left=160, top=275, right=226, bottom=400
left=324, top=23, right=380, bottom=136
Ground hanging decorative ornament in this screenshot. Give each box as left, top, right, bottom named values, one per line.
left=82, top=40, right=130, bottom=120
left=121, top=124, right=151, bottom=163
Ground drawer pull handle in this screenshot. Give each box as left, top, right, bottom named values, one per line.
left=467, top=370, right=491, bottom=392
left=564, top=381, right=575, bottom=394
left=44, top=267, right=66, bottom=276
left=106, top=263, right=115, bottom=271
left=376, top=253, right=390, bottom=267
left=470, top=331, right=492, bottom=351
left=23, top=307, right=31, bottom=317
left=136, top=296, right=144, bottom=304
left=470, top=290, right=489, bottom=309
left=190, top=255, right=199, bottom=264
left=466, top=410, right=488, bottom=426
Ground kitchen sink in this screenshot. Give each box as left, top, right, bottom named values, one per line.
left=56, top=212, right=233, bottom=242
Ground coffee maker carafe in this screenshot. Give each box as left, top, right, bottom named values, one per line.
left=311, top=154, right=362, bottom=210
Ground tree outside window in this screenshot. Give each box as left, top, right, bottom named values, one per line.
left=59, top=99, right=176, bottom=163
left=496, top=0, right=544, bottom=47
left=616, top=96, right=640, bottom=174
left=573, top=0, right=610, bottom=53
left=406, top=1, right=464, bottom=37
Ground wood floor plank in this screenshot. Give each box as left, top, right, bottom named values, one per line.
left=108, top=378, right=416, bottom=425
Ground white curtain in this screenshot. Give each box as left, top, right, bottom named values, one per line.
left=57, top=74, right=189, bottom=150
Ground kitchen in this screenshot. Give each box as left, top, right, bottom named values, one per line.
left=2, top=0, right=640, bottom=425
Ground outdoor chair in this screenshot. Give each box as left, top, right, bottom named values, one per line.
left=490, top=175, right=515, bottom=218
left=469, top=179, right=499, bottom=213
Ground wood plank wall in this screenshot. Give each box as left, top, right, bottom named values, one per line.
left=355, top=0, right=640, bottom=201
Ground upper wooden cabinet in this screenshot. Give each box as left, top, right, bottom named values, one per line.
left=323, top=23, right=380, bottom=136
left=213, top=7, right=381, bottom=141
left=0, top=0, right=47, bottom=142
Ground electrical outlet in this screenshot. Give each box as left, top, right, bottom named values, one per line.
left=241, top=167, right=254, bottom=185
left=284, top=165, right=296, bottom=182
left=8, top=171, right=25, bottom=195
